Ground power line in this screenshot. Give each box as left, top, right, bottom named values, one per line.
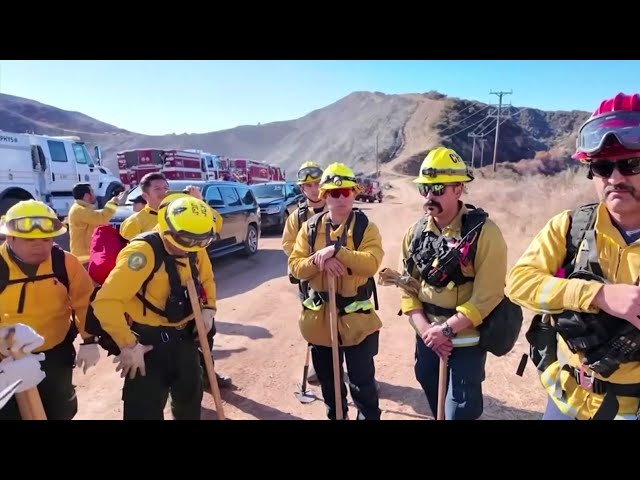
left=489, top=90, right=512, bottom=172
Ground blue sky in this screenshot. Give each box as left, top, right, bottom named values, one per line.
left=0, top=60, right=638, bottom=135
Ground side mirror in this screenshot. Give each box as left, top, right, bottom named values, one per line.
left=94, top=145, right=102, bottom=164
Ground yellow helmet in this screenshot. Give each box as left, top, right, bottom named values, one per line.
left=297, top=161, right=323, bottom=185
left=0, top=200, right=66, bottom=239
left=414, top=147, right=474, bottom=184
left=157, top=196, right=218, bottom=252
left=319, top=163, right=361, bottom=198
left=158, top=191, right=223, bottom=234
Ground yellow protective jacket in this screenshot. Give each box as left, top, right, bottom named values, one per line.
left=91, top=235, right=217, bottom=348
left=68, top=199, right=118, bottom=261
left=288, top=211, right=384, bottom=347
left=507, top=202, right=640, bottom=420
left=398, top=203, right=508, bottom=347
left=0, top=244, right=95, bottom=352
left=282, top=203, right=327, bottom=257
left=119, top=206, right=158, bottom=241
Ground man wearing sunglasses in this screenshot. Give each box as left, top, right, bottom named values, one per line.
left=398, top=147, right=508, bottom=420
left=289, top=162, right=384, bottom=420
left=282, top=161, right=328, bottom=386
left=90, top=196, right=220, bottom=419
left=0, top=200, right=97, bottom=420
left=508, top=92, right=640, bottom=421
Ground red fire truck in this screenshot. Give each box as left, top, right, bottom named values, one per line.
left=117, top=148, right=205, bottom=188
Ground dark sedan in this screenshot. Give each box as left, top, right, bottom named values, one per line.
left=250, top=181, right=304, bottom=232
left=111, top=180, right=261, bottom=259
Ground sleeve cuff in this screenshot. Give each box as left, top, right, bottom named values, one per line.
left=113, top=330, right=137, bottom=349
left=456, top=302, right=482, bottom=327
left=565, top=280, right=603, bottom=313
left=105, top=201, right=118, bottom=210
left=401, top=296, right=423, bottom=315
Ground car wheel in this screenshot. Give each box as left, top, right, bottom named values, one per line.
left=242, top=224, right=259, bottom=256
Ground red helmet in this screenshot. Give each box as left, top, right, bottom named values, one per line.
left=573, top=92, right=640, bottom=162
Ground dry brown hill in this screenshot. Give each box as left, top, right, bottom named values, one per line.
left=0, top=91, right=591, bottom=179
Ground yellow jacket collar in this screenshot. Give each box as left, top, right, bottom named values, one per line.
left=75, top=200, right=96, bottom=210
left=595, top=202, right=634, bottom=247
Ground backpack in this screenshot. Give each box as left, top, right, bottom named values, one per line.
left=524, top=203, right=599, bottom=374
left=305, top=208, right=379, bottom=311
left=405, top=204, right=523, bottom=357
left=87, top=224, right=128, bottom=286
left=84, top=231, right=203, bottom=356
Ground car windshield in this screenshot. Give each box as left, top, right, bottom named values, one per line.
left=250, top=184, right=285, bottom=199
left=124, top=181, right=206, bottom=205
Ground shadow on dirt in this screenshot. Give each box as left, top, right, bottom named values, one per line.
left=201, top=391, right=305, bottom=420
left=213, top=248, right=288, bottom=299
left=212, top=346, right=247, bottom=361
left=377, top=380, right=542, bottom=420
left=215, top=321, right=273, bottom=340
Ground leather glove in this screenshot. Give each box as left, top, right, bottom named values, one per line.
left=76, top=344, right=100, bottom=374
left=0, top=324, right=45, bottom=357
left=113, top=343, right=153, bottom=379
left=202, top=308, right=215, bottom=333
left=0, top=353, right=46, bottom=393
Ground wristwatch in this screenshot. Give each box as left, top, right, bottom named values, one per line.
left=441, top=321, right=454, bottom=338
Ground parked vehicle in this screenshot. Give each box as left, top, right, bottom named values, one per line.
left=355, top=176, right=383, bottom=203
left=110, top=180, right=261, bottom=258
left=0, top=130, right=123, bottom=217
left=249, top=181, right=304, bottom=232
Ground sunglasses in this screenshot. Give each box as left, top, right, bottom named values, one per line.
left=6, top=216, right=64, bottom=234
left=327, top=188, right=353, bottom=198
left=589, top=157, right=640, bottom=178
left=417, top=183, right=449, bottom=196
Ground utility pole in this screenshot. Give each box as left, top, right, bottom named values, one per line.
left=468, top=133, right=482, bottom=167
left=489, top=90, right=512, bottom=172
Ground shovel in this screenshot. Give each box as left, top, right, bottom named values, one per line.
left=294, top=344, right=316, bottom=404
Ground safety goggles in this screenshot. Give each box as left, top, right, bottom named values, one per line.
left=589, top=157, right=640, bottom=178
left=327, top=188, right=354, bottom=199
left=577, top=110, right=640, bottom=155
left=297, top=166, right=323, bottom=183
left=163, top=212, right=214, bottom=249
left=5, top=216, right=63, bottom=234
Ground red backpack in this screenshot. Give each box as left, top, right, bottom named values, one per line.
left=87, top=224, right=128, bottom=285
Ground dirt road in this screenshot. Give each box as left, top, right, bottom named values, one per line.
left=73, top=176, right=546, bottom=420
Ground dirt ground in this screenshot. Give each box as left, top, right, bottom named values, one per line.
left=70, top=169, right=586, bottom=421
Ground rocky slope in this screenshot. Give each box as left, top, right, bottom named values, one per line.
left=0, top=91, right=591, bottom=178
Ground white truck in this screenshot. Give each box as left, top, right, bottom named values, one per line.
left=0, top=130, right=124, bottom=218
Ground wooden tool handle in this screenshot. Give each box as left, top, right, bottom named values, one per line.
left=186, top=280, right=226, bottom=420
left=437, top=357, right=447, bottom=421
left=4, top=330, right=47, bottom=420
left=327, top=274, right=343, bottom=420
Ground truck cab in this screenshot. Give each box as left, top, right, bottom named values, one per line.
left=0, top=130, right=124, bottom=217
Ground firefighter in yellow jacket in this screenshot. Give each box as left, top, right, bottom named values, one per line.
left=282, top=161, right=327, bottom=385
left=398, top=147, right=508, bottom=420
left=119, top=172, right=170, bottom=241
left=507, top=92, right=640, bottom=420
left=289, top=163, right=384, bottom=420
left=91, top=196, right=219, bottom=420
left=0, top=200, right=97, bottom=420
left=68, top=182, right=126, bottom=262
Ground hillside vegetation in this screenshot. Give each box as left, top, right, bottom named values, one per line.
left=0, top=90, right=591, bottom=178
